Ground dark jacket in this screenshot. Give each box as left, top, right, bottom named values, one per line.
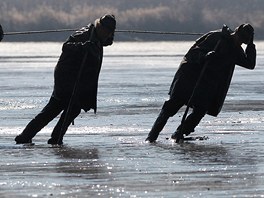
left=52, top=24, right=103, bottom=113
left=169, top=27, right=256, bottom=116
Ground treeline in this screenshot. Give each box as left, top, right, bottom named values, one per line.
left=1, top=0, right=264, bottom=41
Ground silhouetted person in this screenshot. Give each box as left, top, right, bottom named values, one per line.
left=146, top=24, right=256, bottom=142
left=0, top=24, right=3, bottom=41
left=15, top=15, right=116, bottom=145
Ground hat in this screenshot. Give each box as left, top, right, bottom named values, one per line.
left=236, top=23, right=254, bottom=43
left=99, top=15, right=116, bottom=32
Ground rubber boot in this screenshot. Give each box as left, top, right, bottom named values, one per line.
left=47, top=117, right=66, bottom=145
left=171, top=109, right=205, bottom=143
left=145, top=110, right=169, bottom=142
left=171, top=127, right=185, bottom=143
left=47, top=108, right=81, bottom=145
left=15, top=122, right=40, bottom=144
left=15, top=134, right=33, bottom=144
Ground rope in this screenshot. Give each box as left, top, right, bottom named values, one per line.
left=116, top=30, right=203, bottom=36
left=4, top=29, right=204, bottom=36
left=4, top=28, right=77, bottom=35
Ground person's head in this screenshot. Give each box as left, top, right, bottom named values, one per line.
left=0, top=24, right=3, bottom=41
left=95, top=14, right=116, bottom=46
left=234, top=23, right=254, bottom=45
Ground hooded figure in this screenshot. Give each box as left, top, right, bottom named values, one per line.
left=15, top=15, right=116, bottom=145
left=146, top=24, right=256, bottom=143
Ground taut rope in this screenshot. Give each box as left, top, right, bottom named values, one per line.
left=4, top=29, right=204, bottom=36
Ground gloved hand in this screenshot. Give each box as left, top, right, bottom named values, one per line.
left=0, top=24, right=4, bottom=41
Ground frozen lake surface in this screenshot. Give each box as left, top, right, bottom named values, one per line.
left=0, top=41, right=264, bottom=197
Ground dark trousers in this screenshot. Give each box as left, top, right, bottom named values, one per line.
left=20, top=97, right=81, bottom=140
left=162, top=97, right=206, bottom=134
left=147, top=96, right=206, bottom=141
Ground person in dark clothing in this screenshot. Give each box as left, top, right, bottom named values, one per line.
left=15, top=14, right=116, bottom=145
left=0, top=24, right=4, bottom=41
left=146, top=23, right=256, bottom=143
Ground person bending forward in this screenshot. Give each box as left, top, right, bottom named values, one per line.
left=15, top=15, right=116, bottom=145
left=146, top=24, right=256, bottom=143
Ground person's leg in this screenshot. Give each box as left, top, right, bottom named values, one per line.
left=171, top=106, right=206, bottom=140
left=146, top=98, right=184, bottom=142
left=15, top=97, right=63, bottom=144
left=48, top=105, right=81, bottom=144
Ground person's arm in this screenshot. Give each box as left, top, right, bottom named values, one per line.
left=235, top=34, right=256, bottom=69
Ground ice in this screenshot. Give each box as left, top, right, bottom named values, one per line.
left=0, top=41, right=264, bottom=197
